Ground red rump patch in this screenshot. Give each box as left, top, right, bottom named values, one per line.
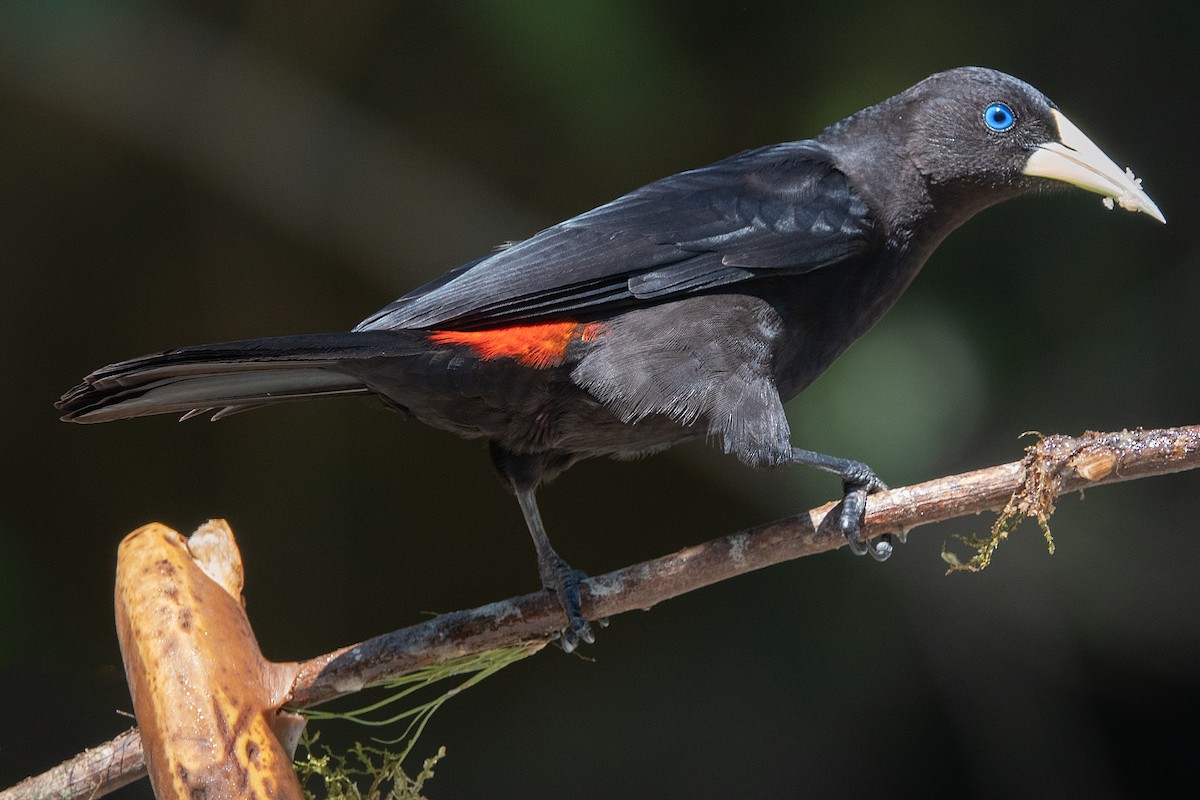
left=429, top=321, right=606, bottom=368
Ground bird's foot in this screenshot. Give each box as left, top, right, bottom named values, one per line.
left=538, top=555, right=594, bottom=653
left=787, top=448, right=893, bottom=560
left=839, top=462, right=892, bottom=561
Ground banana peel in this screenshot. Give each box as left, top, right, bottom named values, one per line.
left=114, top=520, right=304, bottom=799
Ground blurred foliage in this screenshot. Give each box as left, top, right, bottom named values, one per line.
left=1, top=1, right=1197, bottom=798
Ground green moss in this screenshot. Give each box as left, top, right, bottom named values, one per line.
left=943, top=433, right=1059, bottom=573
left=293, top=644, right=540, bottom=796
left=295, top=731, right=445, bottom=800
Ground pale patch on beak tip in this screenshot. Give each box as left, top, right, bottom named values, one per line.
left=1023, top=109, right=1165, bottom=223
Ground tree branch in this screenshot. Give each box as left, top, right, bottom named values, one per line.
left=6, top=425, right=1198, bottom=800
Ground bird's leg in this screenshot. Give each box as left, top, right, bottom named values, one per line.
left=515, top=487, right=594, bottom=652
left=789, top=447, right=893, bottom=561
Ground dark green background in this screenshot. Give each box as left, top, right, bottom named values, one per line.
left=2, top=2, right=1197, bottom=797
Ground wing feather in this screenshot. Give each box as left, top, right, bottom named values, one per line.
left=355, top=141, right=874, bottom=332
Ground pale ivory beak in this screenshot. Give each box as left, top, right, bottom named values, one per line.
left=1023, top=109, right=1165, bottom=223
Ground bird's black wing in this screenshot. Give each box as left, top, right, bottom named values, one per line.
left=355, top=141, right=875, bottom=332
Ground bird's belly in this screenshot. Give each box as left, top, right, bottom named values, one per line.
left=358, top=348, right=702, bottom=457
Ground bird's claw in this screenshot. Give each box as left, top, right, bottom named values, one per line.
left=842, top=516, right=893, bottom=561
left=840, top=469, right=892, bottom=561
left=540, top=558, right=593, bottom=652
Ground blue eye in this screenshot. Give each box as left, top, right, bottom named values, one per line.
left=983, top=102, right=1015, bottom=131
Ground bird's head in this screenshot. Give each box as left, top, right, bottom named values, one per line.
left=902, top=66, right=1164, bottom=223
left=820, top=67, right=1164, bottom=232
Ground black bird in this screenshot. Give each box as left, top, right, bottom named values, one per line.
left=58, top=67, right=1163, bottom=649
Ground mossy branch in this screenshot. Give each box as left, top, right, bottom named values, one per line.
left=4, top=424, right=1199, bottom=800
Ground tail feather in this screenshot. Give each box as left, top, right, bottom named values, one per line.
left=57, top=331, right=422, bottom=423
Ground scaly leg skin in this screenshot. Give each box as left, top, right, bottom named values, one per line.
left=516, top=488, right=594, bottom=651
left=789, top=447, right=893, bottom=561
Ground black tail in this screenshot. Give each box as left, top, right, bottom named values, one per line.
left=57, top=331, right=425, bottom=423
